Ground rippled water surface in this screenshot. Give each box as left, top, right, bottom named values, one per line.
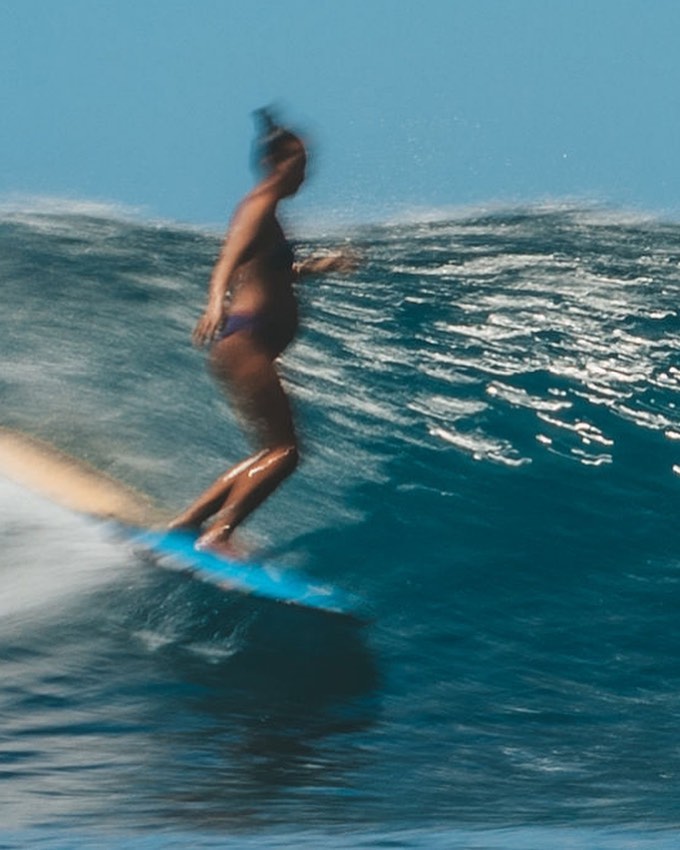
left=1, top=203, right=679, bottom=848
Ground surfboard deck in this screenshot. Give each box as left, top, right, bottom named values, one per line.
left=0, top=427, right=364, bottom=622
left=116, top=524, right=363, bottom=620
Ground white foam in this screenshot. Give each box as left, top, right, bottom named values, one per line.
left=0, top=478, right=128, bottom=631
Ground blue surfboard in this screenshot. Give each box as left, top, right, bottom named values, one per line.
left=0, top=428, right=365, bottom=622
left=121, top=525, right=364, bottom=621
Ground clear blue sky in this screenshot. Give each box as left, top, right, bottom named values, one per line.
left=2, top=0, right=679, bottom=224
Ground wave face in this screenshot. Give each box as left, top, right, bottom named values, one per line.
left=1, top=203, right=680, bottom=848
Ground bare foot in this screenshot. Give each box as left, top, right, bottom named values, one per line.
left=196, top=535, right=249, bottom=562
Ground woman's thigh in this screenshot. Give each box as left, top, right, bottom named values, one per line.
left=209, top=333, right=296, bottom=448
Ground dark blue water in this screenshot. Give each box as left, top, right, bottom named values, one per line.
left=1, top=201, right=679, bottom=848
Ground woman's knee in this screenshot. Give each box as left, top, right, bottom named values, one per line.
left=248, top=443, right=299, bottom=483
left=274, top=443, right=299, bottom=477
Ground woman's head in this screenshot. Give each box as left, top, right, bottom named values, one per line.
left=252, top=107, right=307, bottom=195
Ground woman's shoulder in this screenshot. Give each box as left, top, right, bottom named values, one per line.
left=230, top=186, right=278, bottom=230
left=236, top=189, right=277, bottom=228
left=243, top=181, right=279, bottom=211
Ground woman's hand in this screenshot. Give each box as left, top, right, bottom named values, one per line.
left=192, top=300, right=226, bottom=347
left=294, top=250, right=361, bottom=279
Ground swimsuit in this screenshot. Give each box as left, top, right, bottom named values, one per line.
left=216, top=237, right=297, bottom=356
left=217, top=309, right=297, bottom=356
left=268, top=238, right=295, bottom=272
left=219, top=312, right=265, bottom=339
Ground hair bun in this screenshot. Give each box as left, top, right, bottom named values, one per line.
left=253, top=107, right=281, bottom=141
left=250, top=106, right=299, bottom=173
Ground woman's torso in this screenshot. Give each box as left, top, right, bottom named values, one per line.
left=226, top=215, right=298, bottom=355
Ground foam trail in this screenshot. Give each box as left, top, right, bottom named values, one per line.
left=0, top=478, right=128, bottom=630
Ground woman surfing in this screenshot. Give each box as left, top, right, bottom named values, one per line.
left=168, top=109, right=354, bottom=554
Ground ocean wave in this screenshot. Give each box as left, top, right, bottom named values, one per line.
left=2, top=198, right=680, bottom=840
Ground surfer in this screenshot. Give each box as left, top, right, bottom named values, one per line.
left=168, top=108, right=355, bottom=554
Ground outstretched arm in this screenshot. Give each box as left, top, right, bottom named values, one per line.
left=293, top=250, right=360, bottom=281
left=193, top=194, right=272, bottom=346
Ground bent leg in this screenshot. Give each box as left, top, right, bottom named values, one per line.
left=196, top=443, right=298, bottom=552
left=169, top=331, right=300, bottom=550
left=167, top=449, right=268, bottom=532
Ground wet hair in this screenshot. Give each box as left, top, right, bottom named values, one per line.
left=251, top=107, right=302, bottom=172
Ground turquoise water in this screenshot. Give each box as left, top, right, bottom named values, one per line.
left=1, top=202, right=679, bottom=847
